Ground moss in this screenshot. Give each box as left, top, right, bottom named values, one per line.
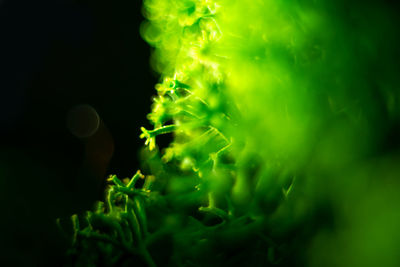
left=63, top=1, right=400, bottom=266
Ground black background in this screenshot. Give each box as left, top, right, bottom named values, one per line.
left=0, top=0, right=156, bottom=265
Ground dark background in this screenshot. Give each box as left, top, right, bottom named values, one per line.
left=0, top=0, right=156, bottom=265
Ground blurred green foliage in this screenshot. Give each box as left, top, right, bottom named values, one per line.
left=65, top=0, right=400, bottom=266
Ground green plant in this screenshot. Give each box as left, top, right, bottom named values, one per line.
left=61, top=0, right=400, bottom=266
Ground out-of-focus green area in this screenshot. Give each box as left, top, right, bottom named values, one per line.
left=139, top=0, right=400, bottom=266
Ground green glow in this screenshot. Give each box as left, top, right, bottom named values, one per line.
left=64, top=1, right=400, bottom=266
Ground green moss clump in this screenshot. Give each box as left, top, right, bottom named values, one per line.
left=63, top=1, right=400, bottom=266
